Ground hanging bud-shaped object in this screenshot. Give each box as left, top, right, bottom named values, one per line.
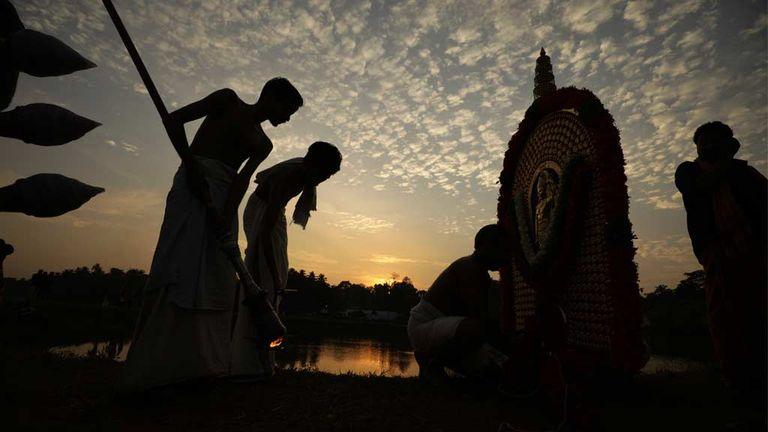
left=0, top=174, right=104, bottom=217
left=0, top=64, right=18, bottom=111
left=0, top=239, right=13, bottom=259
left=0, top=239, right=12, bottom=289
left=0, top=103, right=101, bottom=146
left=0, top=0, right=22, bottom=110
left=0, top=0, right=24, bottom=38
left=9, top=29, right=96, bottom=77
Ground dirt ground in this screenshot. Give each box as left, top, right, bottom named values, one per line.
left=1, top=351, right=765, bottom=432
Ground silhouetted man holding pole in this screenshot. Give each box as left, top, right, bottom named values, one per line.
left=122, top=79, right=303, bottom=392
left=675, top=121, right=767, bottom=401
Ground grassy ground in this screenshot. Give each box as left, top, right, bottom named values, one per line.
left=1, top=302, right=765, bottom=431
left=1, top=351, right=765, bottom=432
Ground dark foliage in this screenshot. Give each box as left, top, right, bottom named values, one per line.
left=279, top=268, right=422, bottom=319
left=26, top=264, right=147, bottom=308
left=643, top=270, right=711, bottom=359
left=13, top=264, right=422, bottom=320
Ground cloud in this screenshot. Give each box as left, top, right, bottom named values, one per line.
left=741, top=13, right=768, bottom=38
left=326, top=211, right=395, bottom=234
left=369, top=254, right=444, bottom=266
left=106, top=140, right=140, bottom=156
left=59, top=189, right=165, bottom=230
left=289, top=249, right=340, bottom=266
left=562, top=0, right=621, bottom=33
left=132, top=82, right=148, bottom=95
left=8, top=0, right=767, bottom=290
left=623, top=0, right=653, bottom=30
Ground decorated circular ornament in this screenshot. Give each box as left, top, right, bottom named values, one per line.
left=498, top=87, right=647, bottom=373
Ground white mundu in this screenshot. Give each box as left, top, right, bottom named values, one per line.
left=230, top=190, right=289, bottom=378
left=231, top=158, right=316, bottom=378
left=121, top=156, right=239, bottom=391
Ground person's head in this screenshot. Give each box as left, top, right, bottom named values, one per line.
left=258, top=77, right=303, bottom=126
left=693, top=121, right=740, bottom=162
left=304, top=141, right=342, bottom=186
left=473, top=224, right=510, bottom=271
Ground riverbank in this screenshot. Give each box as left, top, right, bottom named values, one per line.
left=1, top=301, right=714, bottom=361
left=0, top=302, right=411, bottom=350
left=2, top=351, right=765, bottom=432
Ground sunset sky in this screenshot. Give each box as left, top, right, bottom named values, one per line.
left=1, top=0, right=766, bottom=290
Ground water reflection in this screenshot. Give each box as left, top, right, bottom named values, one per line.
left=274, top=336, right=419, bottom=377
left=49, top=335, right=706, bottom=378
left=641, top=355, right=707, bottom=374
left=51, top=338, right=132, bottom=362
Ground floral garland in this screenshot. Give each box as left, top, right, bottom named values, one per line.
left=497, top=87, right=645, bottom=372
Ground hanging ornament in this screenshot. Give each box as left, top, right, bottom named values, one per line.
left=9, top=29, right=96, bottom=77
left=0, top=0, right=24, bottom=38
left=0, top=64, right=17, bottom=111
left=0, top=103, right=101, bottom=146
left=0, top=173, right=104, bottom=217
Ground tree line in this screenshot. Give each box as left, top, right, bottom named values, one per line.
left=282, top=268, right=423, bottom=318
left=8, top=265, right=424, bottom=319
left=7, top=264, right=709, bottom=353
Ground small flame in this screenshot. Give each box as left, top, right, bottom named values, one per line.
left=269, top=337, right=283, bottom=348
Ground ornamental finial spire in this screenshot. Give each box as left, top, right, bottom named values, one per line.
left=534, top=47, right=556, bottom=99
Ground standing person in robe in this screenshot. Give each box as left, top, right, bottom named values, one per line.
left=121, top=78, right=303, bottom=392
left=675, top=121, right=767, bottom=400
left=231, top=141, right=342, bottom=379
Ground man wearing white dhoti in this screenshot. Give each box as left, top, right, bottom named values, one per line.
left=231, top=142, right=342, bottom=379
left=121, top=78, right=303, bottom=392
left=408, top=224, right=512, bottom=385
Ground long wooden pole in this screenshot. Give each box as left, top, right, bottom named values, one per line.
left=102, top=0, right=169, bottom=119
left=101, top=0, right=285, bottom=343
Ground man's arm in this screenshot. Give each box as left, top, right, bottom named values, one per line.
left=459, top=265, right=491, bottom=320
left=164, top=88, right=237, bottom=166
left=163, top=88, right=238, bottom=207
left=220, top=128, right=273, bottom=226
left=257, top=197, right=285, bottom=292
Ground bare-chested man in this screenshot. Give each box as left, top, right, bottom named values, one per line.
left=408, top=224, right=511, bottom=384
left=121, top=78, right=303, bottom=392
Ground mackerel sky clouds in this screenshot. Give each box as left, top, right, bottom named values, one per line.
left=2, top=0, right=766, bottom=289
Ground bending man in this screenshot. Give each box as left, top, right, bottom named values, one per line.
left=231, top=141, right=342, bottom=379
left=408, top=224, right=511, bottom=384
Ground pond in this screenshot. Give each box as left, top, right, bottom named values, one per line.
left=50, top=333, right=707, bottom=378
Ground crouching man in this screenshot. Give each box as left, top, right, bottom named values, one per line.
left=408, top=224, right=511, bottom=384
